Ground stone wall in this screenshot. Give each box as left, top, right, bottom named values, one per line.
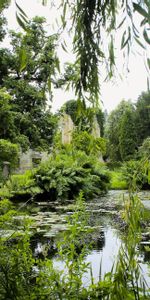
left=15, top=149, right=49, bottom=174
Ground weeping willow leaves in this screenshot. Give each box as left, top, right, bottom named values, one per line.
left=15, top=1, right=29, bottom=32
left=2, top=0, right=150, bottom=105
left=59, top=0, right=149, bottom=106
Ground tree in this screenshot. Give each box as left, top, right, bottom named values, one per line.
left=0, top=139, right=19, bottom=170
left=105, top=100, right=137, bottom=161
left=119, top=107, right=137, bottom=161
left=0, top=17, right=58, bottom=151
left=135, top=90, right=150, bottom=146
left=0, top=88, right=16, bottom=140
left=1, top=0, right=148, bottom=108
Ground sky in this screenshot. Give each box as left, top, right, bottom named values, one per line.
left=3, top=0, right=148, bottom=113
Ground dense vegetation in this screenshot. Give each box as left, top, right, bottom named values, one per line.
left=0, top=14, right=58, bottom=154
left=105, top=92, right=150, bottom=163
left=0, top=1, right=150, bottom=299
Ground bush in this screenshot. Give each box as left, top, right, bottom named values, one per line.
left=110, top=169, right=127, bottom=190
left=0, top=170, right=41, bottom=201
left=72, top=131, right=107, bottom=157
left=1, top=151, right=110, bottom=202
left=34, top=151, right=110, bottom=201
left=0, top=139, right=19, bottom=170
left=138, top=137, right=150, bottom=159
left=122, top=160, right=150, bottom=190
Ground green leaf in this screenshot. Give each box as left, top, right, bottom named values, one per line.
left=16, top=13, right=28, bottom=31
left=143, top=28, right=150, bottom=44
left=117, top=16, right=126, bottom=29
left=61, top=43, right=68, bottom=53
left=147, top=58, right=150, bottom=69
left=47, top=77, right=51, bottom=93
left=121, top=28, right=131, bottom=49
left=55, top=58, right=60, bottom=73
left=133, top=2, right=149, bottom=19
left=15, top=1, right=28, bottom=18
left=19, top=47, right=27, bottom=72
left=134, top=37, right=146, bottom=49
left=63, top=2, right=67, bottom=20
left=121, top=30, right=126, bottom=49
left=147, top=77, right=150, bottom=91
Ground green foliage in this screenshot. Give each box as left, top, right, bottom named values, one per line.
left=61, top=98, right=105, bottom=135
left=55, top=192, right=91, bottom=298
left=59, top=0, right=150, bottom=106
left=34, top=151, right=110, bottom=201
left=0, top=17, right=58, bottom=151
left=105, top=91, right=150, bottom=162
left=135, top=91, right=150, bottom=146
left=0, top=186, right=149, bottom=298
left=0, top=139, right=19, bottom=170
left=105, top=100, right=137, bottom=162
left=72, top=131, right=106, bottom=156
left=119, top=107, right=137, bottom=161
left=0, top=151, right=109, bottom=202
left=138, top=137, right=150, bottom=159
left=0, top=170, right=41, bottom=200
left=122, top=159, right=150, bottom=190
left=0, top=199, right=36, bottom=300
left=110, top=169, right=127, bottom=190
left=110, top=193, right=147, bottom=299
left=0, top=88, right=16, bottom=140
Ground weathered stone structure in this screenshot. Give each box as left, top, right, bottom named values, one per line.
left=2, top=161, right=10, bottom=178
left=15, top=149, right=49, bottom=174
left=92, top=116, right=100, bottom=138
left=60, top=113, right=74, bottom=144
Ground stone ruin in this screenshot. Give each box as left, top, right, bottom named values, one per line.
left=60, top=113, right=74, bottom=144
left=60, top=112, right=103, bottom=161
left=91, top=116, right=101, bottom=138
left=15, top=149, right=49, bottom=174
left=2, top=113, right=102, bottom=178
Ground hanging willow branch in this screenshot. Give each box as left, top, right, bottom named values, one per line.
left=60, top=0, right=150, bottom=105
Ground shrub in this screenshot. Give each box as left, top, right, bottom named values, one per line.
left=138, top=137, right=150, bottom=159
left=1, top=151, right=110, bottom=202
left=72, top=131, right=107, bottom=157
left=0, top=170, right=41, bottom=201
left=0, top=139, right=19, bottom=170
left=110, top=169, right=127, bottom=190
left=122, top=160, right=150, bottom=190
left=34, top=151, right=110, bottom=201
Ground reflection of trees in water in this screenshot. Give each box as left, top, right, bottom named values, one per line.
left=139, top=245, right=150, bottom=263
left=95, top=231, right=105, bottom=250
left=30, top=228, right=106, bottom=259
left=30, top=234, right=57, bottom=259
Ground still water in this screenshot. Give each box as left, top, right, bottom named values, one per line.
left=16, top=190, right=150, bottom=285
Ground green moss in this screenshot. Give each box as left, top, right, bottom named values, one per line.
left=110, top=169, right=127, bottom=190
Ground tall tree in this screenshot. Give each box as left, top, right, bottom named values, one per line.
left=105, top=100, right=137, bottom=161
left=135, top=90, right=150, bottom=146
left=119, top=107, right=137, bottom=161
left=0, top=16, right=58, bottom=151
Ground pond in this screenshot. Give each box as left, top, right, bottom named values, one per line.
left=12, top=189, right=150, bottom=287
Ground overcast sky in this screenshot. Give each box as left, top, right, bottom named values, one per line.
left=3, top=0, right=148, bottom=113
